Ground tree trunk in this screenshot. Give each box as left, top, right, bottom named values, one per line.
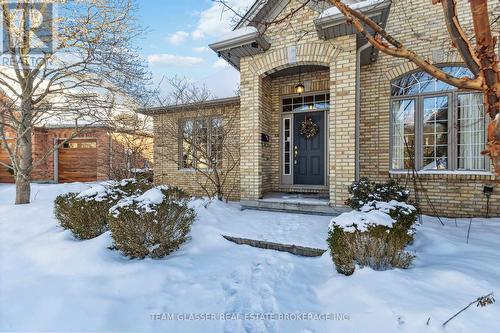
left=15, top=173, right=30, bottom=204
left=15, top=99, right=33, bottom=205
left=468, top=0, right=500, bottom=173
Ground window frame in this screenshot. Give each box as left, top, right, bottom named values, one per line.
left=390, top=87, right=489, bottom=172
left=281, top=91, right=330, bottom=113
left=179, top=115, right=223, bottom=171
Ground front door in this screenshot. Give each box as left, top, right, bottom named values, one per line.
left=293, top=111, right=325, bottom=185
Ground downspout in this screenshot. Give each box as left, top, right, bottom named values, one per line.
left=108, top=132, right=113, bottom=179
left=355, top=42, right=371, bottom=181
left=53, top=138, right=58, bottom=183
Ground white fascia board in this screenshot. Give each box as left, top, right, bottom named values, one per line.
left=315, top=0, right=391, bottom=28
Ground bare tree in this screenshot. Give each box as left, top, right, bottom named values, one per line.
left=158, top=75, right=213, bottom=106
left=216, top=0, right=500, bottom=174
left=0, top=0, right=152, bottom=204
left=107, top=111, right=153, bottom=180
left=156, top=77, right=240, bottom=201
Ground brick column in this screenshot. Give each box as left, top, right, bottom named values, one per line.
left=239, top=60, right=263, bottom=200
left=329, top=34, right=357, bottom=206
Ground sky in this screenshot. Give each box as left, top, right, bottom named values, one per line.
left=136, top=0, right=256, bottom=99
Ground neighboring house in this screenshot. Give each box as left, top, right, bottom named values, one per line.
left=0, top=125, right=153, bottom=184
left=141, top=0, right=500, bottom=217
left=0, top=67, right=154, bottom=184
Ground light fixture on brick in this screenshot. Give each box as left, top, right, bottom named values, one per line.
left=295, top=66, right=305, bottom=94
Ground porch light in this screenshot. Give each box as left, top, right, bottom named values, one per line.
left=295, top=83, right=305, bottom=94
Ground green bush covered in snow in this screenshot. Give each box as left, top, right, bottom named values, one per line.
left=108, top=186, right=195, bottom=259
left=345, top=178, right=412, bottom=210
left=54, top=179, right=151, bottom=240
left=328, top=179, right=418, bottom=275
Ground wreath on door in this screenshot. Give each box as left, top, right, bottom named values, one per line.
left=299, top=116, right=319, bottom=139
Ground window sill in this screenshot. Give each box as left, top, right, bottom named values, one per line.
left=389, top=169, right=498, bottom=180
left=390, top=170, right=493, bottom=176
left=178, top=168, right=221, bottom=173
left=178, top=168, right=197, bottom=173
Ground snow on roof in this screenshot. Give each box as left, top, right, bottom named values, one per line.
left=214, top=26, right=259, bottom=44
left=319, top=0, right=386, bottom=19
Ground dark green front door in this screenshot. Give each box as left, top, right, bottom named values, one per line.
left=293, top=111, right=325, bottom=185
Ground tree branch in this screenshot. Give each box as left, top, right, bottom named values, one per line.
left=328, top=0, right=484, bottom=91
left=434, top=0, right=481, bottom=75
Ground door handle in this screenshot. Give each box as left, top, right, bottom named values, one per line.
left=294, top=145, right=298, bottom=164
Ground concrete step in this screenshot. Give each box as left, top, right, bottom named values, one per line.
left=240, top=199, right=347, bottom=216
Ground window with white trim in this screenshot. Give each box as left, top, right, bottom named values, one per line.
left=390, top=66, right=487, bottom=171
left=180, top=116, right=223, bottom=169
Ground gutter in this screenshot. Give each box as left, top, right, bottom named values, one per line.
left=209, top=30, right=262, bottom=51
left=355, top=42, right=371, bottom=181
left=137, top=96, right=241, bottom=115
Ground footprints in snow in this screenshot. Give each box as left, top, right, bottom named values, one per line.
left=222, top=257, right=293, bottom=333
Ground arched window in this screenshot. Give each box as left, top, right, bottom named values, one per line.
left=390, top=66, right=487, bottom=171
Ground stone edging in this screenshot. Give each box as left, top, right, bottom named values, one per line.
left=222, top=234, right=327, bottom=257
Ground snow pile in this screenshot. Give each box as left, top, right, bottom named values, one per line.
left=136, top=188, right=165, bottom=206
left=330, top=200, right=416, bottom=233
left=130, top=168, right=152, bottom=173
left=1, top=183, right=500, bottom=332
left=329, top=209, right=396, bottom=232
left=76, top=179, right=138, bottom=202
left=319, top=0, right=386, bottom=19
left=76, top=184, right=108, bottom=200
left=110, top=186, right=171, bottom=216
left=361, top=200, right=416, bottom=215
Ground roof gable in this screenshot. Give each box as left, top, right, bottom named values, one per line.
left=211, top=0, right=391, bottom=70
left=235, top=0, right=333, bottom=31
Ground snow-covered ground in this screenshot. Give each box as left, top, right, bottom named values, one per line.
left=0, top=183, right=499, bottom=333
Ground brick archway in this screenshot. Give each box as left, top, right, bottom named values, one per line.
left=243, top=42, right=341, bottom=78
left=239, top=35, right=359, bottom=206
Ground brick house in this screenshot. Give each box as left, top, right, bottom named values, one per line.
left=0, top=125, right=153, bottom=184
left=143, top=0, right=500, bottom=217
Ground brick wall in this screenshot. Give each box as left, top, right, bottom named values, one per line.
left=239, top=0, right=357, bottom=205
left=2, top=127, right=111, bottom=183
left=359, top=0, right=500, bottom=217
left=150, top=0, right=499, bottom=216
left=152, top=101, right=241, bottom=200
left=391, top=173, right=499, bottom=218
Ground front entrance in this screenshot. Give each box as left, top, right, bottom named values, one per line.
left=293, top=111, right=325, bottom=185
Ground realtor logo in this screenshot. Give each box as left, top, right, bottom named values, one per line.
left=1, top=1, right=54, bottom=54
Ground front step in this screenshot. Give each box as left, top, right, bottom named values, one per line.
left=240, top=199, right=347, bottom=216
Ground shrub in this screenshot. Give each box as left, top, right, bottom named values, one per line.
left=133, top=168, right=154, bottom=183
left=108, top=186, right=195, bottom=259
left=54, top=192, right=111, bottom=240
left=54, top=179, right=152, bottom=240
left=329, top=180, right=418, bottom=275
left=345, top=178, right=411, bottom=210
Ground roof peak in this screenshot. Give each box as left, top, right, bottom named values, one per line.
left=234, top=0, right=365, bottom=30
